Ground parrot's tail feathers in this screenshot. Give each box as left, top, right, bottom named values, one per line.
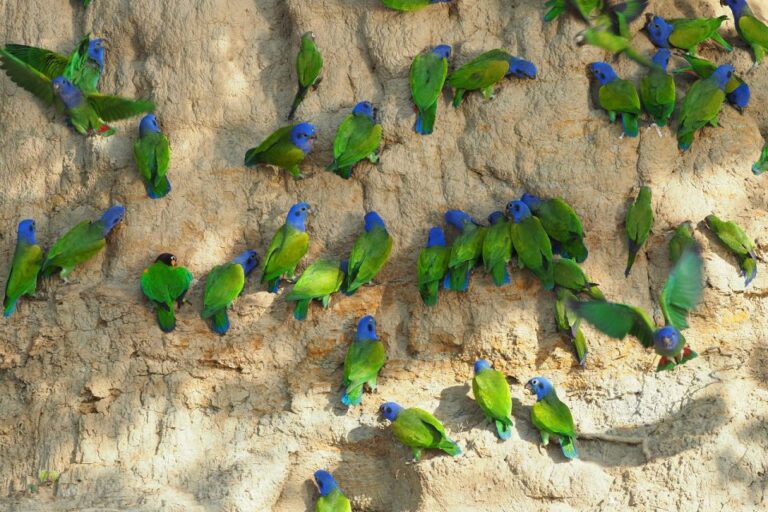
left=156, top=305, right=176, bottom=333
left=287, top=85, right=309, bottom=121
left=560, top=436, right=578, bottom=459
left=341, top=383, right=363, bottom=407
left=439, top=438, right=462, bottom=457
left=741, top=256, right=757, bottom=287
left=543, top=0, right=566, bottom=22
left=677, top=130, right=694, bottom=151
left=419, top=281, right=439, bottom=306
left=267, top=278, right=281, bottom=294
left=491, top=263, right=511, bottom=287
left=146, top=177, right=171, bottom=199
left=448, top=263, right=471, bottom=292
left=293, top=300, right=309, bottom=321
left=452, top=89, right=465, bottom=108
left=564, top=240, right=588, bottom=263
left=711, top=31, right=732, bottom=52
left=495, top=419, right=513, bottom=440
left=414, top=103, right=437, bottom=135
left=3, top=299, right=17, bottom=318
left=621, top=113, right=639, bottom=138
left=211, top=309, right=230, bottom=335
left=654, top=117, right=669, bottom=128
left=244, top=147, right=261, bottom=166
left=624, top=245, right=639, bottom=277
left=97, top=124, right=115, bottom=137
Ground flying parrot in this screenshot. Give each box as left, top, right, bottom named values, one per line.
left=677, top=65, right=733, bottom=151
left=341, top=315, right=386, bottom=406
left=525, top=377, right=578, bottom=459
left=553, top=258, right=604, bottom=300
left=41, top=205, right=125, bottom=281
left=673, top=54, right=750, bottom=112
left=521, top=193, right=588, bottom=263
left=544, top=0, right=603, bottom=22
left=140, top=253, right=194, bottom=333
left=506, top=200, right=554, bottom=290
left=133, top=114, right=171, bottom=199
left=244, top=122, right=317, bottom=179
left=288, top=32, right=323, bottom=121
left=201, top=250, right=260, bottom=335
left=313, top=470, right=351, bottom=512
left=83, top=0, right=93, bottom=6
left=644, top=14, right=732, bottom=53
left=261, top=202, right=311, bottom=293
left=448, top=50, right=537, bottom=107
left=443, top=210, right=485, bottom=292
left=284, top=259, right=345, bottom=321
left=410, top=44, right=451, bottom=135
left=669, top=222, right=696, bottom=264
left=472, top=359, right=513, bottom=440
left=555, top=289, right=590, bottom=366
left=379, top=402, right=461, bottom=461
left=3, top=219, right=43, bottom=317
left=640, top=49, right=675, bottom=134
left=588, top=62, right=641, bottom=138
left=327, top=101, right=382, bottom=179
left=380, top=0, right=452, bottom=12
left=624, top=186, right=653, bottom=277
left=576, top=26, right=652, bottom=67
left=343, top=212, right=393, bottom=295
left=706, top=214, right=758, bottom=287
left=754, top=143, right=768, bottom=175
left=720, top=0, right=768, bottom=65
left=482, top=211, right=514, bottom=287
left=417, top=227, right=450, bottom=306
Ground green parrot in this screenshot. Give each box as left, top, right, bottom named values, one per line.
left=380, top=0, right=452, bottom=12
left=555, top=289, right=589, bottom=366
left=506, top=201, right=554, bottom=290
left=410, top=44, right=451, bottom=135
left=288, top=32, right=323, bottom=121
left=341, top=316, right=386, bottom=406
left=589, top=62, right=641, bottom=138
left=201, top=250, right=259, bottom=335
left=133, top=114, right=171, bottom=199
left=624, top=186, right=653, bottom=278
left=313, top=471, right=351, bottom=512
left=722, top=0, right=768, bottom=65
left=754, top=143, right=768, bottom=176
left=525, top=377, right=578, bottom=459
left=482, top=211, right=514, bottom=287
left=673, top=54, right=750, bottom=113
left=244, top=122, right=317, bottom=179
left=677, top=65, right=733, bottom=151
left=443, top=210, right=486, bottom=292
left=569, top=246, right=704, bottom=371
left=447, top=49, right=536, bottom=107
left=3, top=219, right=43, bottom=318
left=326, top=101, right=382, bottom=179
left=261, top=202, right=311, bottom=293
left=640, top=49, right=675, bottom=134
left=41, top=205, right=125, bottom=281
left=553, top=258, right=604, bottom=300
left=576, top=4, right=653, bottom=68
left=669, top=222, right=696, bottom=264
left=521, top=193, right=588, bottom=263
left=706, top=214, right=758, bottom=287
left=343, top=212, right=393, bottom=295
left=284, top=259, right=345, bottom=321
left=379, top=402, right=461, bottom=461
left=83, top=0, right=93, bottom=6
left=472, top=360, right=514, bottom=440
left=544, top=0, right=603, bottom=22
left=417, top=227, right=450, bottom=306
left=644, top=14, right=732, bottom=54
left=140, top=253, right=194, bottom=333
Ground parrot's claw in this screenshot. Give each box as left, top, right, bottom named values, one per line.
left=650, top=123, right=663, bottom=138
left=619, top=132, right=626, bottom=140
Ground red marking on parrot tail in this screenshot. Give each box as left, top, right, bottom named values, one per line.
left=658, top=356, right=670, bottom=366
left=682, top=346, right=692, bottom=357
left=98, top=124, right=112, bottom=134
left=412, top=105, right=418, bottom=113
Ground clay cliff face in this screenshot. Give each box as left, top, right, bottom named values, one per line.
left=1, top=0, right=767, bottom=510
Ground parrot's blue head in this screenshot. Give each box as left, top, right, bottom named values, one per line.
left=507, top=57, right=537, bottom=79
left=651, top=49, right=671, bottom=71
left=473, top=359, right=491, bottom=374
left=444, top=209, right=473, bottom=230
left=290, top=123, right=317, bottom=154
left=505, top=200, right=532, bottom=224
left=712, top=65, right=735, bottom=91
left=286, top=201, right=311, bottom=231
left=721, top=0, right=747, bottom=17
left=17, top=219, right=37, bottom=245
left=233, top=249, right=260, bottom=275
left=520, top=193, right=542, bottom=209
left=352, top=101, right=376, bottom=121
left=51, top=76, right=83, bottom=108
left=432, top=44, right=452, bottom=59
left=487, top=211, right=505, bottom=225
left=654, top=326, right=681, bottom=353
left=525, top=376, right=554, bottom=401
left=313, top=470, right=339, bottom=497
left=426, top=226, right=446, bottom=248
left=88, top=38, right=105, bottom=71
left=364, top=211, right=386, bottom=232
left=430, top=0, right=453, bottom=3
left=379, top=402, right=403, bottom=421
left=356, top=315, right=378, bottom=341
left=139, top=114, right=161, bottom=136
left=589, top=62, right=619, bottom=85
left=644, top=15, right=673, bottom=48
left=99, top=205, right=126, bottom=236
left=727, top=82, right=750, bottom=112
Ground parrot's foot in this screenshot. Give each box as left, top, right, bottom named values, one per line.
left=538, top=443, right=546, bottom=455
left=619, top=131, right=626, bottom=140
left=646, top=123, right=663, bottom=138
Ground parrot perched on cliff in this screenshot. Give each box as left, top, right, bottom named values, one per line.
left=417, top=227, right=450, bottom=306
left=380, top=0, right=452, bottom=12
left=754, top=143, right=768, bottom=175
left=706, top=215, right=758, bottom=287
left=521, top=193, right=587, bottom=263
left=482, top=211, right=513, bottom=287
left=133, top=114, right=171, bottom=199
left=443, top=210, right=485, bottom=292
left=669, top=222, right=696, bottom=264
left=410, top=44, right=451, bottom=135
left=674, top=54, right=750, bottom=113
left=525, top=377, right=578, bottom=459
left=288, top=32, right=323, bottom=121
left=644, top=14, right=732, bottom=53
left=244, top=122, right=317, bottom=179
left=677, top=65, right=733, bottom=151
left=201, top=250, right=260, bottom=335
left=640, top=49, right=675, bottom=134
left=472, top=359, right=513, bottom=440
left=327, top=101, right=382, bottom=179
left=261, top=202, right=311, bottom=293
left=553, top=258, right=604, bottom=300
left=284, top=259, right=345, bottom=320
left=41, top=205, right=125, bottom=281
left=343, top=212, right=393, bottom=295
left=140, top=253, right=194, bottom=333
left=624, top=186, right=653, bottom=278
left=720, top=0, right=768, bottom=65
left=313, top=470, right=351, bottom=512
left=506, top=201, right=554, bottom=290
left=555, top=289, right=590, bottom=366
left=342, top=315, right=386, bottom=406
left=447, top=50, right=537, bottom=107
left=379, top=402, right=461, bottom=461
left=3, top=220, right=43, bottom=318
left=589, top=62, right=641, bottom=138
left=82, top=0, right=93, bottom=6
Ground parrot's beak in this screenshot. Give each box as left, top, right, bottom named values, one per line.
left=524, top=382, right=533, bottom=394
left=575, top=32, right=586, bottom=46
left=52, top=83, right=60, bottom=92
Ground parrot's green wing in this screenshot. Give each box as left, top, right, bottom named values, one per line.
left=85, top=93, right=155, bottom=121
left=330, top=114, right=382, bottom=169
left=262, top=224, right=310, bottom=284
left=668, top=17, right=726, bottom=50
left=679, top=77, right=726, bottom=134
left=740, top=15, right=768, bottom=54
left=297, top=34, right=323, bottom=88
left=134, top=132, right=171, bottom=186
left=167, top=266, right=193, bottom=303
left=396, top=408, right=448, bottom=443
left=568, top=299, right=656, bottom=348
left=343, top=340, right=386, bottom=386
left=410, top=51, right=448, bottom=109
left=482, top=221, right=513, bottom=272
left=285, top=260, right=343, bottom=300
left=447, top=50, right=511, bottom=90
left=640, top=67, right=675, bottom=125
left=706, top=215, right=755, bottom=256
left=346, top=227, right=393, bottom=292
left=140, top=263, right=174, bottom=306
left=449, top=225, right=485, bottom=268
left=202, top=263, right=245, bottom=319
left=381, top=0, right=432, bottom=12
left=317, top=489, right=352, bottom=512
left=669, top=223, right=696, bottom=264
left=659, top=247, right=703, bottom=331
left=553, top=258, right=588, bottom=291
left=0, top=47, right=56, bottom=105
left=510, top=217, right=554, bottom=288
left=42, top=221, right=106, bottom=276
left=2, top=44, right=69, bottom=80
left=417, top=246, right=450, bottom=286
left=473, top=369, right=512, bottom=421
left=626, top=187, right=653, bottom=245
left=531, top=392, right=575, bottom=438
left=599, top=79, right=641, bottom=113
left=3, top=242, right=43, bottom=316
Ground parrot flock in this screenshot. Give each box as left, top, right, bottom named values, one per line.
left=1, top=1, right=766, bottom=509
